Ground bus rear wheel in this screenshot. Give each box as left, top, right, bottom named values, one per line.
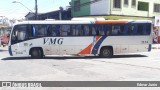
left=30, top=48, right=43, bottom=59
left=100, top=47, right=113, bottom=58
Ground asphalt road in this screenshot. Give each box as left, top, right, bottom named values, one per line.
left=0, top=46, right=160, bottom=90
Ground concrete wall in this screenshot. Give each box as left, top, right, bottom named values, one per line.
left=90, top=0, right=110, bottom=15
left=71, top=0, right=90, bottom=17
left=110, top=0, right=160, bottom=17
left=71, top=0, right=160, bottom=18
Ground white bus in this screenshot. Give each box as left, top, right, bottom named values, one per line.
left=8, top=19, right=152, bottom=58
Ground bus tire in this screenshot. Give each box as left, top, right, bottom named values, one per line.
left=100, top=47, right=113, bottom=58
left=30, top=48, right=43, bottom=59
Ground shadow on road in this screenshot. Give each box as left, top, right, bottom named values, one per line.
left=1, top=54, right=147, bottom=61
left=113, top=54, right=147, bottom=58
left=0, top=50, right=8, bottom=52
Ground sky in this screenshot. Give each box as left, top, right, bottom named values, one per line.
left=0, top=0, right=71, bottom=19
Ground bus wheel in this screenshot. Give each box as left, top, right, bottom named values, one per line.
left=30, top=48, right=43, bottom=59
left=100, top=47, right=113, bottom=58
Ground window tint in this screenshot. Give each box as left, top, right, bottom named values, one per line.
left=47, top=25, right=56, bottom=36
left=72, top=25, right=82, bottom=36
left=138, top=23, right=151, bottom=35
left=78, top=25, right=83, bottom=36
left=61, top=25, right=70, bottom=36
left=137, top=24, right=143, bottom=35
left=82, top=25, right=90, bottom=36
left=32, top=25, right=47, bottom=37
left=103, top=25, right=110, bottom=35
left=111, top=25, right=121, bottom=35
left=125, top=23, right=151, bottom=35
left=28, top=25, right=36, bottom=38
left=11, top=25, right=27, bottom=44
left=146, top=23, right=151, bottom=35
left=47, top=25, right=61, bottom=36
left=17, top=27, right=26, bottom=40
left=128, top=24, right=136, bottom=35
left=117, top=25, right=125, bottom=35
left=97, top=25, right=105, bottom=35
left=91, top=25, right=97, bottom=36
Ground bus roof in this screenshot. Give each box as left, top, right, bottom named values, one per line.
left=14, top=20, right=152, bottom=25
left=96, top=20, right=152, bottom=24
left=14, top=20, right=95, bottom=25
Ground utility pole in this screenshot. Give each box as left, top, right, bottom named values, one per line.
left=35, top=0, right=38, bottom=20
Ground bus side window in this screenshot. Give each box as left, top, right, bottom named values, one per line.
left=79, top=25, right=83, bottom=36
left=55, top=25, right=60, bottom=36
left=142, top=23, right=147, bottom=35
left=103, top=25, right=110, bottom=36
left=111, top=25, right=120, bottom=35
left=17, top=30, right=26, bottom=40
left=83, top=25, right=90, bottom=36
left=137, top=24, right=143, bottom=35
left=27, top=25, right=35, bottom=38
left=142, top=23, right=151, bottom=35
left=98, top=25, right=104, bottom=36
left=47, top=25, right=51, bottom=36
left=47, top=25, right=57, bottom=36
left=91, top=25, right=97, bottom=36
left=37, top=25, right=46, bottom=37
left=31, top=25, right=38, bottom=37
left=118, top=24, right=126, bottom=35
left=146, top=23, right=151, bottom=35
left=129, top=24, right=138, bottom=35
left=61, top=25, right=70, bottom=36
left=71, top=25, right=82, bottom=36
left=75, top=25, right=81, bottom=36
left=122, top=24, right=129, bottom=35
left=71, top=25, right=76, bottom=36
left=32, top=25, right=36, bottom=37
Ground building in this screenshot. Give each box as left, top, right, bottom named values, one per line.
left=25, top=12, right=35, bottom=20
left=71, top=0, right=160, bottom=43
left=71, top=0, right=160, bottom=19
left=0, top=16, right=12, bottom=26
left=25, top=8, right=71, bottom=20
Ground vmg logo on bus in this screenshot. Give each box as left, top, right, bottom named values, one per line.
left=43, top=38, right=64, bottom=45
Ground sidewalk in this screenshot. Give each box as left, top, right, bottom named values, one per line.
left=0, top=46, right=8, bottom=51
left=152, top=44, right=160, bottom=49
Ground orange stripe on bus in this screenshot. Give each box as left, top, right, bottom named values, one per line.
left=96, top=36, right=101, bottom=41
left=78, top=43, right=92, bottom=54
left=78, top=36, right=102, bottom=55
left=95, top=20, right=128, bottom=24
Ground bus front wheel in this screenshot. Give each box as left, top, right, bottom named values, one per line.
left=30, top=48, right=43, bottom=59
left=100, top=47, right=113, bottom=58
